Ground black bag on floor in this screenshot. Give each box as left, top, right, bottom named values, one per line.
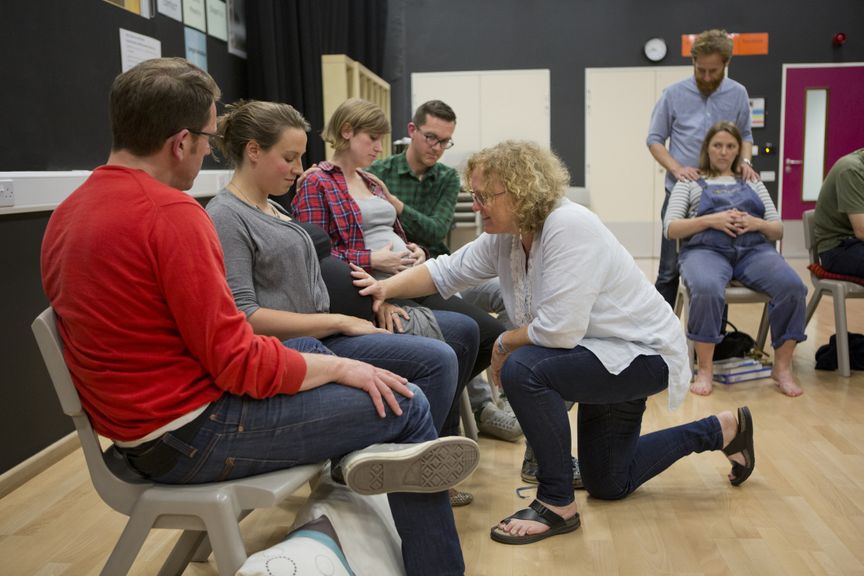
left=713, top=322, right=756, bottom=361
left=814, top=332, right=864, bottom=370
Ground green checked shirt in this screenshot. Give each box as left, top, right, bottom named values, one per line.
left=367, top=152, right=460, bottom=257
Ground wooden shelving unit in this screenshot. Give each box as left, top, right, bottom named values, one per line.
left=321, top=54, right=391, bottom=160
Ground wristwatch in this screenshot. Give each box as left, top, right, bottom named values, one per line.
left=742, top=158, right=753, bottom=166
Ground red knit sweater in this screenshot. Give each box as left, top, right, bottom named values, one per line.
left=41, top=166, right=307, bottom=441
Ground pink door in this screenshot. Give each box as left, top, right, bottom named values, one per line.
left=780, top=65, right=864, bottom=219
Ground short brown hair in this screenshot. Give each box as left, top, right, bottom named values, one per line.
left=110, top=57, right=220, bottom=156
left=691, top=29, right=734, bottom=63
left=215, top=100, right=310, bottom=167
left=322, top=98, right=390, bottom=152
left=699, top=121, right=743, bottom=176
left=464, top=141, right=570, bottom=234
left=412, top=100, right=456, bottom=127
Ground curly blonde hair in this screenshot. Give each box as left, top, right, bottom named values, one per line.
left=464, top=141, right=570, bottom=234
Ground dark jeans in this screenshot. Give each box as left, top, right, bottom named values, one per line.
left=820, top=237, right=864, bottom=277
left=415, top=293, right=505, bottom=434
left=501, top=344, right=723, bottom=506
left=656, top=191, right=680, bottom=308
left=127, top=336, right=464, bottom=576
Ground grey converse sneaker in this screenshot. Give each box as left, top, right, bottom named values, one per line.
left=340, top=437, right=480, bottom=496
left=520, top=443, right=584, bottom=489
left=475, top=401, right=523, bottom=442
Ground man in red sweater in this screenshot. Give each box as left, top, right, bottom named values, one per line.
left=40, top=58, right=475, bottom=576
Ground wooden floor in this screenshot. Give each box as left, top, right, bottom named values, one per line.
left=2, top=259, right=863, bottom=575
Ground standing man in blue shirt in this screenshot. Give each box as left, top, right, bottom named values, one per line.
left=647, top=29, right=757, bottom=308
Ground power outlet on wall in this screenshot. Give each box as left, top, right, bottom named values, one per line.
left=0, top=180, right=14, bottom=207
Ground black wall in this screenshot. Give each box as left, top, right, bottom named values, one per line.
left=385, top=0, right=864, bottom=191
left=0, top=1, right=247, bottom=171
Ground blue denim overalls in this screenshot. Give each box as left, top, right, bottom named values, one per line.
left=678, top=178, right=807, bottom=347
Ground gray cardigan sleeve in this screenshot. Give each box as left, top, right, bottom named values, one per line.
left=207, top=201, right=261, bottom=318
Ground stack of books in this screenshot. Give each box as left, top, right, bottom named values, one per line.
left=711, top=357, right=773, bottom=384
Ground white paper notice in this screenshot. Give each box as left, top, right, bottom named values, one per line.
left=157, top=0, right=182, bottom=21
left=206, top=0, right=228, bottom=41
left=183, top=0, right=207, bottom=32
left=119, top=28, right=162, bottom=72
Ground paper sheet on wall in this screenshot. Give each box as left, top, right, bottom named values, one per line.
left=206, top=0, right=228, bottom=41
left=185, top=27, right=208, bottom=72
left=157, top=0, right=182, bottom=21
left=119, top=28, right=162, bottom=72
left=183, top=0, right=207, bottom=32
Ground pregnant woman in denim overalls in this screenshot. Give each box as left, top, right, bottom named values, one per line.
left=665, top=121, right=807, bottom=397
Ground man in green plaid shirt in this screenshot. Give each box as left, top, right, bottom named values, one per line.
left=366, top=100, right=460, bottom=257
left=368, top=101, right=526, bottom=448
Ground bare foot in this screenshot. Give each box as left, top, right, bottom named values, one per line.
left=717, top=410, right=746, bottom=481
left=690, top=372, right=714, bottom=396
left=494, top=499, right=580, bottom=538
left=772, top=368, right=803, bottom=397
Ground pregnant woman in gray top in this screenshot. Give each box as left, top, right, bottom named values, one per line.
left=206, top=100, right=480, bottom=441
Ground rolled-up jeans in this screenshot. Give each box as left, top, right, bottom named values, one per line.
left=501, top=344, right=723, bottom=506
left=121, top=336, right=465, bottom=576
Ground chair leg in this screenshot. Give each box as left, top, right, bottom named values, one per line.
left=158, top=530, right=208, bottom=576
left=460, top=388, right=478, bottom=441
left=832, top=289, right=851, bottom=378
left=200, top=505, right=248, bottom=576
left=804, top=290, right=823, bottom=327
left=755, top=303, right=770, bottom=352
left=101, top=510, right=159, bottom=576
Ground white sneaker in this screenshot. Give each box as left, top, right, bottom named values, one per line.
left=476, top=401, right=523, bottom=442
left=341, top=437, right=480, bottom=496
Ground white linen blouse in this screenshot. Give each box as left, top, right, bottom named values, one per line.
left=426, top=199, right=691, bottom=410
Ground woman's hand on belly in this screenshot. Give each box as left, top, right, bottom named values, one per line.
left=371, top=242, right=413, bottom=275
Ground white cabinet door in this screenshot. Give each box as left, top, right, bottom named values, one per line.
left=586, top=66, right=691, bottom=258
left=411, top=69, right=550, bottom=171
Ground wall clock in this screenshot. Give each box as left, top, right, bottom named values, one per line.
left=644, top=37, right=667, bottom=62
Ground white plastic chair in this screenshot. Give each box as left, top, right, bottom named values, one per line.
left=802, top=209, right=864, bottom=376
left=31, top=307, right=325, bottom=576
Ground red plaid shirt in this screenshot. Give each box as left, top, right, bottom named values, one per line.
left=291, top=162, right=408, bottom=271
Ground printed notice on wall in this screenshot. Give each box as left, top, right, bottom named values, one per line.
left=183, top=0, right=207, bottom=32
left=157, top=0, right=182, bottom=21
left=119, top=28, right=162, bottom=72
left=749, top=97, right=765, bottom=128
left=185, top=27, right=208, bottom=72
left=206, top=0, right=228, bottom=41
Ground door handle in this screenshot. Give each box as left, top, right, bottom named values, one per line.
left=785, top=158, right=803, bottom=165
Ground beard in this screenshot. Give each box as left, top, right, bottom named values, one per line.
left=696, top=76, right=723, bottom=96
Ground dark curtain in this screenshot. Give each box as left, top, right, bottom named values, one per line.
left=246, top=0, right=388, bottom=170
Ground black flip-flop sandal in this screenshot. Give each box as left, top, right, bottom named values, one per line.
left=490, top=499, right=581, bottom=545
left=722, top=406, right=755, bottom=486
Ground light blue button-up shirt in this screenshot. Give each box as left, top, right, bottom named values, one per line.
left=647, top=76, right=753, bottom=192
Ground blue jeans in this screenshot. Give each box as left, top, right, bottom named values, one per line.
left=501, top=345, right=723, bottom=506
left=324, top=310, right=478, bottom=437
left=679, top=243, right=808, bottom=348
left=656, top=190, right=680, bottom=308
left=151, top=337, right=464, bottom=576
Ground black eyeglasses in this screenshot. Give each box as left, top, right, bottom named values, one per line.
left=188, top=128, right=219, bottom=139
left=419, top=130, right=454, bottom=150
